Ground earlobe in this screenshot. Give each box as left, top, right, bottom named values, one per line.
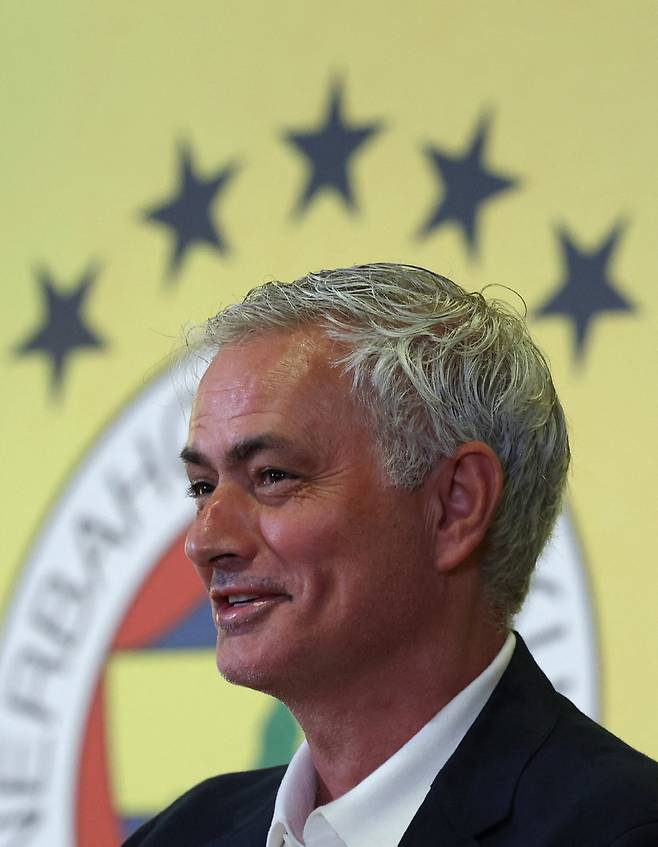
left=431, top=442, right=503, bottom=572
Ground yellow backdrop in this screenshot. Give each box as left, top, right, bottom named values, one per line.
left=1, top=2, right=656, bottom=844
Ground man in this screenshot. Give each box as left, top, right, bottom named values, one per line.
left=125, top=264, right=658, bottom=846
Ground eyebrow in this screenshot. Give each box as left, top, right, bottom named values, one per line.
left=179, top=435, right=294, bottom=469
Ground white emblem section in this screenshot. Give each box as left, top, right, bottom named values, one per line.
left=516, top=512, right=599, bottom=719
left=0, top=365, right=194, bottom=847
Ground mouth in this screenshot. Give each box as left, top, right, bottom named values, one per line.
left=226, top=593, right=267, bottom=607
left=210, top=588, right=291, bottom=631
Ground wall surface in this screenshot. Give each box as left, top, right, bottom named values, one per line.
left=1, top=2, right=656, bottom=844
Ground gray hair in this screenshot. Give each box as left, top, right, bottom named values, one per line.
left=197, top=263, right=570, bottom=625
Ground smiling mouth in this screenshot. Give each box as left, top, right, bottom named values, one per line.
left=212, top=591, right=291, bottom=631
left=227, top=593, right=262, bottom=606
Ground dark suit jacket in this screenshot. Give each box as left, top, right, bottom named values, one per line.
left=124, top=636, right=658, bottom=846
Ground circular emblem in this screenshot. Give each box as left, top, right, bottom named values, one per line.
left=0, top=362, right=598, bottom=846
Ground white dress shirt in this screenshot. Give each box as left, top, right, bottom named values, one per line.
left=266, top=632, right=516, bottom=847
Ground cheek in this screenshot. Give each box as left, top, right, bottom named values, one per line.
left=257, top=497, right=423, bottom=599
left=259, top=509, right=345, bottom=563
left=258, top=507, right=363, bottom=608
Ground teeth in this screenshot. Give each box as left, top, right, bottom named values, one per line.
left=227, top=594, right=260, bottom=605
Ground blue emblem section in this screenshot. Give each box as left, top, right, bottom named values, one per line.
left=148, top=596, right=216, bottom=650
left=122, top=816, right=150, bottom=839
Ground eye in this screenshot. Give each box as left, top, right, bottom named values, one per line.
left=186, top=480, right=215, bottom=499
left=258, top=468, right=294, bottom=487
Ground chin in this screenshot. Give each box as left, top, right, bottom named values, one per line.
left=218, top=663, right=268, bottom=691
left=214, top=633, right=313, bottom=700
left=215, top=649, right=282, bottom=695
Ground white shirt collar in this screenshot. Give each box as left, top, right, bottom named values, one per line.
left=267, top=632, right=516, bottom=847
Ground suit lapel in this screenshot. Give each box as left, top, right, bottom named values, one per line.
left=401, top=635, right=560, bottom=844
left=399, top=797, right=479, bottom=846
left=200, top=774, right=279, bottom=847
left=209, top=803, right=275, bottom=847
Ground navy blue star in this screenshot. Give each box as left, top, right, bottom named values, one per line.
left=536, top=222, right=634, bottom=360
left=143, top=143, right=237, bottom=281
left=15, top=265, right=106, bottom=396
left=284, top=81, right=382, bottom=214
left=418, top=114, right=519, bottom=254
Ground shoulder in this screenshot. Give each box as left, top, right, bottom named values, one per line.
left=545, top=691, right=657, bottom=792
left=517, top=690, right=658, bottom=840
left=440, top=635, right=658, bottom=844
left=122, top=765, right=287, bottom=846
left=607, top=822, right=658, bottom=846
left=510, top=635, right=657, bottom=815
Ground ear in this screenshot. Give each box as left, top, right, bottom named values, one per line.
left=427, top=441, right=504, bottom=573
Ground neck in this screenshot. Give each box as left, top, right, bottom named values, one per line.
left=286, top=615, right=507, bottom=805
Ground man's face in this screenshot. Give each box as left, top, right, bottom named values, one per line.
left=183, top=329, right=439, bottom=699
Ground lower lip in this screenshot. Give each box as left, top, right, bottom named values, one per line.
left=214, top=595, right=289, bottom=632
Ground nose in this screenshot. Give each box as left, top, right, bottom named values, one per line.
left=185, top=482, right=259, bottom=575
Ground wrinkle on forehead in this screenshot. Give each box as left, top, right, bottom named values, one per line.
left=222, top=329, right=338, bottom=387
left=189, top=328, right=363, bottom=450
left=252, top=329, right=335, bottom=380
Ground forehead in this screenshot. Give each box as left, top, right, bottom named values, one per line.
left=188, top=329, right=363, bottom=450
